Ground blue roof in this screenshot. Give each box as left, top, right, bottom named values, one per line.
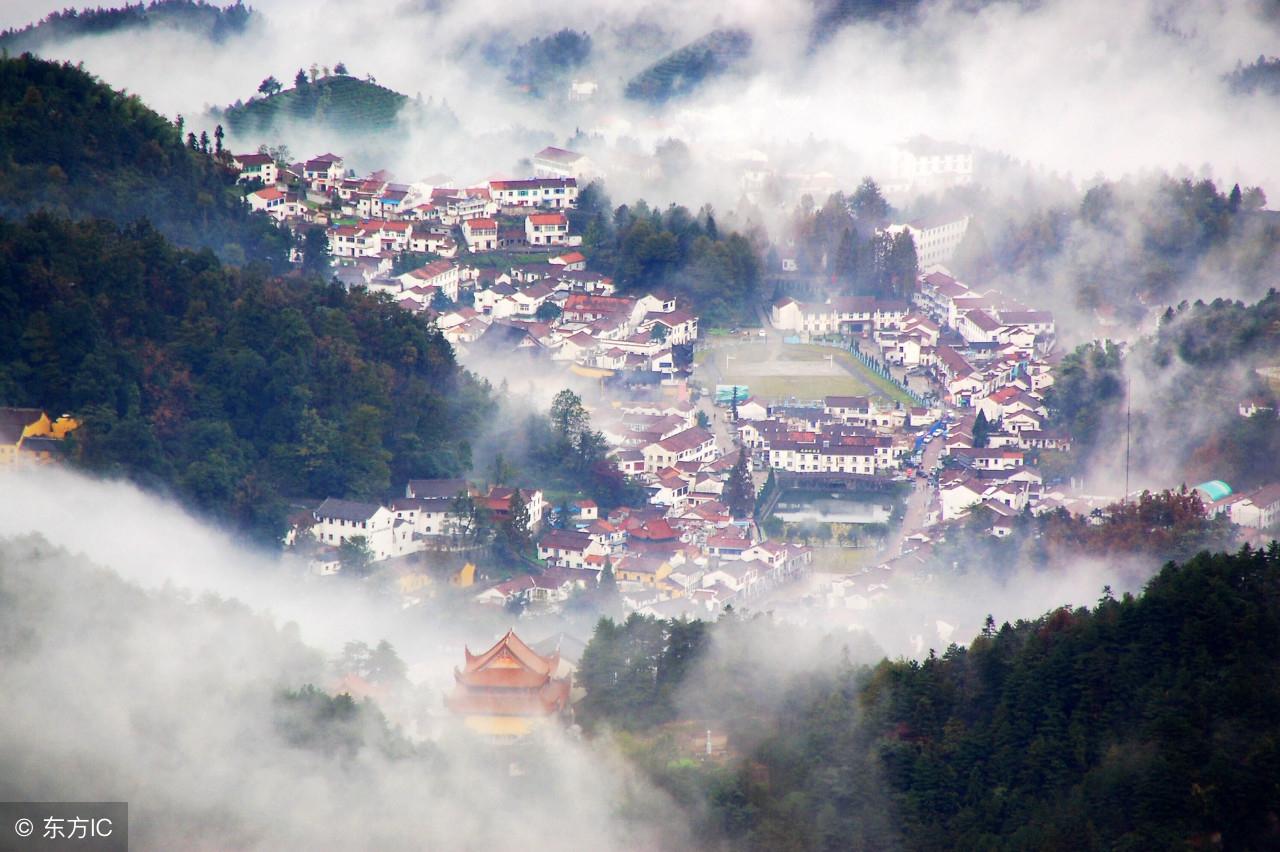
left=1194, top=480, right=1233, bottom=501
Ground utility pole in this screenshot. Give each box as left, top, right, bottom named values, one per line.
left=1124, top=375, right=1131, bottom=504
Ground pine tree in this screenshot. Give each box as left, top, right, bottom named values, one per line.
left=974, top=409, right=992, bottom=448
left=503, top=490, right=532, bottom=555
left=599, top=558, right=618, bottom=603
left=723, top=449, right=756, bottom=519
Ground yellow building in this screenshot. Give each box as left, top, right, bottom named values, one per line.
left=450, top=562, right=477, bottom=587
left=614, top=555, right=673, bottom=587
left=0, top=409, right=78, bottom=466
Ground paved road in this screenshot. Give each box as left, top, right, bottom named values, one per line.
left=887, top=430, right=944, bottom=557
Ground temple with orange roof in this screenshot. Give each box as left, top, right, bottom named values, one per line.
left=446, top=629, right=571, bottom=739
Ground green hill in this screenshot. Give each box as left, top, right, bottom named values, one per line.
left=221, top=74, right=409, bottom=137
left=0, top=1, right=252, bottom=53
left=0, top=213, right=494, bottom=541
left=0, top=53, right=289, bottom=267
left=624, top=28, right=752, bottom=105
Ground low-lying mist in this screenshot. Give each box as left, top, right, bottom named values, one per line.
left=9, top=0, right=1280, bottom=209
left=0, top=467, right=694, bottom=850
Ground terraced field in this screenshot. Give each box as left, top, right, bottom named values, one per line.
left=624, top=28, right=752, bottom=104
left=222, top=75, right=408, bottom=137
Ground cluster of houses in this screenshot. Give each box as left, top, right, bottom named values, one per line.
left=907, top=270, right=1066, bottom=529
left=767, top=265, right=1066, bottom=536
left=289, top=438, right=813, bottom=619
left=287, top=386, right=818, bottom=618
left=231, top=147, right=700, bottom=382
left=507, top=501, right=814, bottom=620
left=432, top=287, right=699, bottom=381
left=733, top=395, right=928, bottom=477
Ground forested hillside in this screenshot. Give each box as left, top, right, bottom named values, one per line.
left=582, top=546, right=1280, bottom=849
left=1046, top=291, right=1280, bottom=484
left=0, top=214, right=493, bottom=540
left=953, top=176, right=1279, bottom=321
left=0, top=1, right=252, bottom=53
left=0, top=54, right=290, bottom=267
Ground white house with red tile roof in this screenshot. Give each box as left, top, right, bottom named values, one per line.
left=232, top=152, right=278, bottom=186
left=549, top=250, right=587, bottom=270
left=399, top=260, right=460, bottom=302
left=328, top=225, right=379, bottom=257
left=462, top=217, right=499, bottom=252
left=526, top=212, right=569, bottom=246
left=303, top=153, right=344, bottom=192
left=247, top=186, right=287, bottom=219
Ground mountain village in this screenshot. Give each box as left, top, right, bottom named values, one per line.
left=197, top=145, right=1273, bottom=626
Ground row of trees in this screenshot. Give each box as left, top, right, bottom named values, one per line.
left=257, top=61, right=351, bottom=97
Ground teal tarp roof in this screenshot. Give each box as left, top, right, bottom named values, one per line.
left=1194, top=480, right=1233, bottom=501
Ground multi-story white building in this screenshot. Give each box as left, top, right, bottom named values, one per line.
left=233, top=153, right=278, bottom=186
left=327, top=225, right=379, bottom=257
left=247, top=187, right=287, bottom=220
left=525, top=212, right=569, bottom=246
left=763, top=439, right=892, bottom=476
left=399, top=260, right=460, bottom=303
left=771, top=297, right=909, bottom=337
left=884, top=138, right=974, bottom=193
left=311, top=498, right=410, bottom=562
left=303, top=153, right=344, bottom=192
left=532, top=146, right=596, bottom=180
left=462, top=217, right=499, bottom=252
left=490, top=178, right=579, bottom=208
left=640, top=427, right=717, bottom=472
left=884, top=215, right=971, bottom=270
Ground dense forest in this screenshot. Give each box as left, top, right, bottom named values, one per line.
left=1046, top=291, right=1280, bottom=486
left=0, top=1, right=252, bottom=53
left=581, top=546, right=1280, bottom=849
left=0, top=54, right=290, bottom=267
left=569, top=182, right=764, bottom=325
left=0, top=214, right=493, bottom=540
